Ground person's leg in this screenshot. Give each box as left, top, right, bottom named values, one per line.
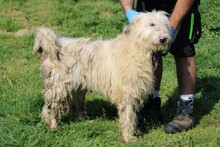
left=175, top=56, right=196, bottom=95
left=138, top=54, right=163, bottom=127
left=164, top=4, right=201, bottom=133
left=164, top=56, right=196, bottom=133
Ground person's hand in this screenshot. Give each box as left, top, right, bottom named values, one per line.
left=126, top=9, right=139, bottom=23
left=170, top=28, right=176, bottom=42
left=163, top=28, right=176, bottom=56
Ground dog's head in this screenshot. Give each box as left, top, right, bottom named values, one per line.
left=33, top=27, right=60, bottom=62
left=124, top=11, right=171, bottom=52
left=33, top=27, right=61, bottom=79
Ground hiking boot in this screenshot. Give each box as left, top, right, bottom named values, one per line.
left=164, top=99, right=194, bottom=134
left=138, top=96, right=162, bottom=128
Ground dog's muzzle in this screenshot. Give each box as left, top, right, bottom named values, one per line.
left=159, top=36, right=168, bottom=44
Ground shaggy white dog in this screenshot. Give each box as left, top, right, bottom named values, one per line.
left=33, top=11, right=170, bottom=143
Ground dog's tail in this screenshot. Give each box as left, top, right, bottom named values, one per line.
left=33, top=27, right=60, bottom=61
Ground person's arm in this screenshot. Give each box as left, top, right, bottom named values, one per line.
left=170, top=0, right=195, bottom=30
left=120, top=0, right=138, bottom=23
left=120, top=0, right=134, bottom=13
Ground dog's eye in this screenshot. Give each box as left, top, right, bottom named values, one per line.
left=150, top=23, right=155, bottom=27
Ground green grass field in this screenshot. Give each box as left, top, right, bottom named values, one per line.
left=0, top=0, right=219, bottom=146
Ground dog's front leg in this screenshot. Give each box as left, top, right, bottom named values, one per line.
left=42, top=81, right=68, bottom=129
left=117, top=101, right=139, bottom=143
left=42, top=100, right=59, bottom=129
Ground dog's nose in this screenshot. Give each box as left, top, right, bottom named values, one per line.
left=159, top=37, right=167, bottom=43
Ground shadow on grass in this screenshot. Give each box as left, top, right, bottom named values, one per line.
left=161, top=76, right=220, bottom=126
left=85, top=99, right=118, bottom=120
left=82, top=76, right=220, bottom=133
left=27, top=76, right=219, bottom=130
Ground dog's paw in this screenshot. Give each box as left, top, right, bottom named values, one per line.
left=76, top=114, right=89, bottom=121
left=48, top=119, right=58, bottom=129
left=122, top=136, right=137, bottom=144
left=69, top=112, right=89, bottom=121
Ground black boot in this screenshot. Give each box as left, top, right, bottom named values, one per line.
left=138, top=96, right=162, bottom=128
left=164, top=99, right=194, bottom=134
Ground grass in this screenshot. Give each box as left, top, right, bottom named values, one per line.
left=0, top=0, right=220, bottom=146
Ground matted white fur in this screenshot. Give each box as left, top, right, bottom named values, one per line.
left=33, top=11, right=170, bottom=143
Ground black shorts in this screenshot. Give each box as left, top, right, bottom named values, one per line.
left=169, top=12, right=196, bottom=57
left=136, top=1, right=201, bottom=57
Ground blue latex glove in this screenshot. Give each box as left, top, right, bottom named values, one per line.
left=126, top=9, right=139, bottom=23
left=162, top=28, right=176, bottom=56
left=170, top=28, right=176, bottom=42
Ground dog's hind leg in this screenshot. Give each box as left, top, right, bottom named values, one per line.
left=117, top=99, right=140, bottom=143
left=68, top=88, right=88, bottom=121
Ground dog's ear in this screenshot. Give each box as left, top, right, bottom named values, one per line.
left=124, top=25, right=131, bottom=35
left=124, top=21, right=137, bottom=35
left=124, top=15, right=142, bottom=35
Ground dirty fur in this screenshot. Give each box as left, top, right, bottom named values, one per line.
left=33, top=11, right=170, bottom=143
